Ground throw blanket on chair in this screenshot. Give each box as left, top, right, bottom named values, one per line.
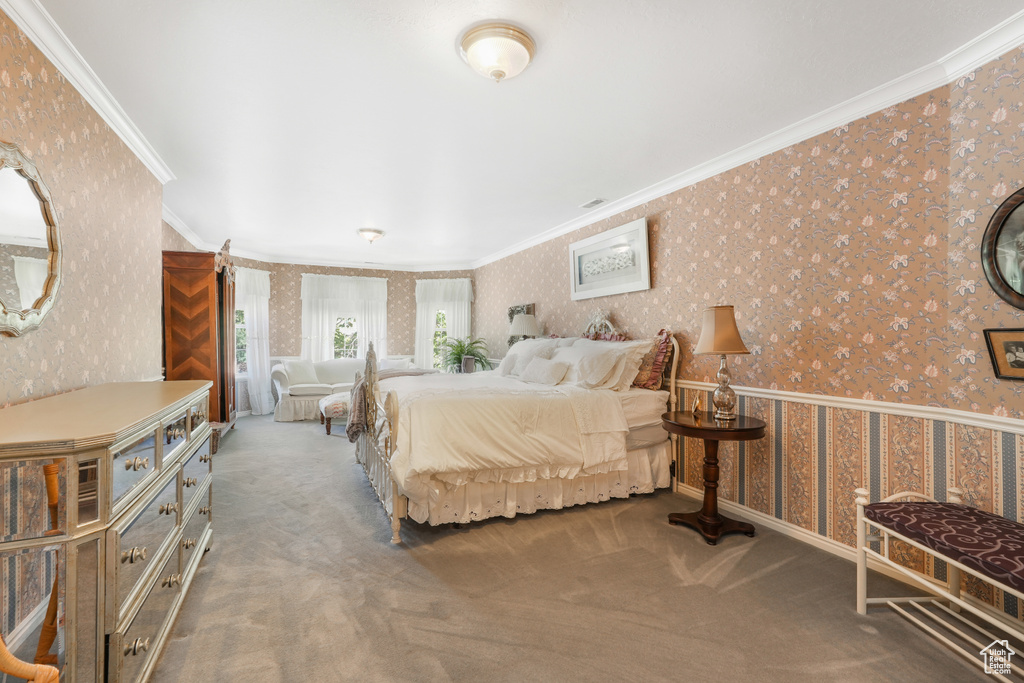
left=346, top=368, right=438, bottom=442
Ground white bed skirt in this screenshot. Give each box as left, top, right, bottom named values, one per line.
left=404, top=440, right=672, bottom=526
left=274, top=395, right=322, bottom=422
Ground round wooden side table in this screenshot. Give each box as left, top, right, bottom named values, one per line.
left=661, top=411, right=766, bottom=545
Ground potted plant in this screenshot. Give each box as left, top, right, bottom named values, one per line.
left=442, top=336, right=492, bottom=373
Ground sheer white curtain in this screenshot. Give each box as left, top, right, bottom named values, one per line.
left=236, top=268, right=274, bottom=415
left=300, top=274, right=387, bottom=361
left=414, top=278, right=473, bottom=369
left=12, top=255, right=48, bottom=309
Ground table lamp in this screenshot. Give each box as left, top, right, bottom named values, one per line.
left=509, top=313, right=541, bottom=339
left=693, top=305, right=749, bottom=420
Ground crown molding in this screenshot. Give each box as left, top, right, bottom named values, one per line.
left=677, top=380, right=1024, bottom=436
left=162, top=205, right=473, bottom=273
left=472, top=10, right=1024, bottom=269
left=162, top=204, right=214, bottom=251
left=0, top=0, right=175, bottom=184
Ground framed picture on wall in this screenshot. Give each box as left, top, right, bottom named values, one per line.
left=568, top=217, right=650, bottom=301
left=984, top=328, right=1024, bottom=380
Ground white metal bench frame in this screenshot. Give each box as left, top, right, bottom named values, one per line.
left=856, top=487, right=1024, bottom=680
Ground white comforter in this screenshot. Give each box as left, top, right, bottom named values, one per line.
left=379, top=372, right=630, bottom=499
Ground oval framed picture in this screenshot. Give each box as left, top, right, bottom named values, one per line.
left=981, top=186, right=1024, bottom=309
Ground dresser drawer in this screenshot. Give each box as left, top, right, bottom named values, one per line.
left=111, top=548, right=182, bottom=683
left=181, top=437, right=211, bottom=508
left=110, top=430, right=158, bottom=510
left=162, top=410, right=190, bottom=465
left=113, top=477, right=179, bottom=616
left=181, top=487, right=211, bottom=573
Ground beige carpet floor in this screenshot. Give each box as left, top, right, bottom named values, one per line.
left=150, top=414, right=991, bottom=682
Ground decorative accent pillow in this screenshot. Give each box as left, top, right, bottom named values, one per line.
left=284, top=359, right=319, bottom=386
left=519, top=357, right=570, bottom=385
left=632, top=329, right=673, bottom=390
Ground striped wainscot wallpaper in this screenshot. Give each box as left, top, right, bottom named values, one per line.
left=679, top=385, right=1023, bottom=621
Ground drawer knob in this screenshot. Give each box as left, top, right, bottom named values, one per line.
left=159, top=502, right=178, bottom=515
left=199, top=453, right=211, bottom=464
left=183, top=477, right=198, bottom=488
left=124, top=456, right=150, bottom=472
left=120, top=546, right=147, bottom=564
left=124, top=637, right=150, bottom=656
left=198, top=505, right=211, bottom=516
left=183, top=537, right=197, bottom=550
left=161, top=573, right=182, bottom=588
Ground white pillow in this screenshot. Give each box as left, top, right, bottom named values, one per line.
left=519, top=357, right=570, bottom=385
left=513, top=344, right=554, bottom=376
left=507, top=338, right=558, bottom=357
left=499, top=353, right=517, bottom=376
left=573, top=339, right=654, bottom=391
left=550, top=345, right=626, bottom=390
left=284, top=359, right=318, bottom=386
left=380, top=358, right=412, bottom=370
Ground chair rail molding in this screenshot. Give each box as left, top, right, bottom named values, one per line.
left=677, top=379, right=1024, bottom=436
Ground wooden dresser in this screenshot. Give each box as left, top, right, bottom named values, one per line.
left=162, top=251, right=236, bottom=425
left=0, top=381, right=214, bottom=683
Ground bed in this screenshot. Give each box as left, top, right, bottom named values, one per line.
left=352, top=322, right=680, bottom=543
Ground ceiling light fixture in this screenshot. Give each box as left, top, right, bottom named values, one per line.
left=459, top=22, right=535, bottom=83
left=358, top=228, right=385, bottom=244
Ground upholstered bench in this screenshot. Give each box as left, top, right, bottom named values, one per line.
left=856, top=487, right=1024, bottom=675
left=863, top=501, right=1024, bottom=594
left=318, top=392, right=350, bottom=435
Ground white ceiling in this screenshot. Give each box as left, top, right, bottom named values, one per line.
left=23, top=0, right=1024, bottom=270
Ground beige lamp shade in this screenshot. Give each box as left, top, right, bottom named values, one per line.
left=693, top=305, right=749, bottom=355
left=509, top=313, right=541, bottom=337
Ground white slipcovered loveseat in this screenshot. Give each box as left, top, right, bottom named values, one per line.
left=271, top=357, right=412, bottom=422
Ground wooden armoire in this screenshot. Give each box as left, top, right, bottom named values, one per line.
left=162, top=250, right=236, bottom=424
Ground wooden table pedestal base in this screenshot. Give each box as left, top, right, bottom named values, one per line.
left=668, top=510, right=754, bottom=546
left=660, top=411, right=766, bottom=546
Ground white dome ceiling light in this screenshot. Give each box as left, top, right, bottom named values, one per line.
left=358, top=228, right=385, bottom=244
left=459, top=22, right=535, bottom=83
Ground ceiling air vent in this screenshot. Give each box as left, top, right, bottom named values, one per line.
left=579, top=198, right=606, bottom=209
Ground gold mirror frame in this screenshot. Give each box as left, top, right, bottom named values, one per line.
left=0, top=139, right=61, bottom=337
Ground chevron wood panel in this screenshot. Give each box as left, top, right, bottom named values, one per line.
left=163, top=251, right=235, bottom=423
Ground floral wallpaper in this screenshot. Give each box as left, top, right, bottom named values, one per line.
left=475, top=47, right=1024, bottom=420
left=474, top=45, right=1024, bottom=611
left=0, top=10, right=164, bottom=407
left=162, top=221, right=472, bottom=359
left=0, top=8, right=163, bottom=654
left=265, top=264, right=472, bottom=357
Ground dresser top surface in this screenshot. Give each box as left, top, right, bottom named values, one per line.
left=0, top=381, right=211, bottom=453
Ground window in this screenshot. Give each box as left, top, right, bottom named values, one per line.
left=432, top=309, right=447, bottom=369
left=334, top=316, right=358, bottom=359
left=235, top=309, right=248, bottom=374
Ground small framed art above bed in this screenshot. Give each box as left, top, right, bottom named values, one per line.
left=348, top=316, right=680, bottom=544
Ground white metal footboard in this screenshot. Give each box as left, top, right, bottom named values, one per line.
left=356, top=343, right=408, bottom=544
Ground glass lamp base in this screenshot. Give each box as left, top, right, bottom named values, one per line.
left=712, top=355, right=737, bottom=420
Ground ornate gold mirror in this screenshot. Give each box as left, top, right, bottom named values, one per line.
left=0, top=139, right=61, bottom=336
